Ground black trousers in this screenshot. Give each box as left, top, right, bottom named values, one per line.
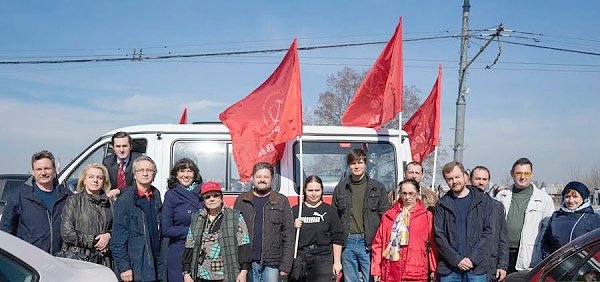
left=508, top=248, right=519, bottom=274
left=290, top=252, right=334, bottom=282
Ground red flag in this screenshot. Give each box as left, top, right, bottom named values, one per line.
left=219, top=39, right=302, bottom=181
left=403, top=65, right=442, bottom=162
left=178, top=107, right=188, bottom=124
left=341, top=18, right=403, bottom=129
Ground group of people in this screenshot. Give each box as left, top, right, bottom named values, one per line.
left=1, top=132, right=599, bottom=282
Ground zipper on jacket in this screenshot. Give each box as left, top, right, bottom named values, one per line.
left=260, top=198, right=270, bottom=265
left=47, top=211, right=53, bottom=254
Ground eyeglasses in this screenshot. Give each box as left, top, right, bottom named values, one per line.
left=400, top=191, right=417, bottom=197
left=514, top=171, right=532, bottom=177
left=135, top=169, right=156, bottom=174
left=202, top=193, right=222, bottom=200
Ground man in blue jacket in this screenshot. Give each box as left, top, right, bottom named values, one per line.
left=434, top=161, right=494, bottom=282
left=111, top=156, right=163, bottom=282
left=0, top=150, right=71, bottom=255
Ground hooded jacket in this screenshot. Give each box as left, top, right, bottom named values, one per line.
left=371, top=200, right=437, bottom=281
left=541, top=201, right=600, bottom=257
left=0, top=176, right=71, bottom=255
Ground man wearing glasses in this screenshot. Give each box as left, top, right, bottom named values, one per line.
left=111, top=156, right=164, bottom=282
left=495, top=158, right=554, bottom=273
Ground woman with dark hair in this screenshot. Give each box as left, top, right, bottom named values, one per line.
left=542, top=181, right=600, bottom=258
left=163, top=158, right=204, bottom=282
left=290, top=175, right=344, bottom=282
left=371, top=179, right=437, bottom=282
left=60, top=163, right=113, bottom=267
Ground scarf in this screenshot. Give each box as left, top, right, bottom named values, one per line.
left=184, top=181, right=199, bottom=192
left=383, top=206, right=411, bottom=261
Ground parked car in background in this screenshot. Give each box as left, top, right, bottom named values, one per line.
left=0, top=174, right=30, bottom=220
left=0, top=231, right=117, bottom=282
left=506, top=228, right=600, bottom=282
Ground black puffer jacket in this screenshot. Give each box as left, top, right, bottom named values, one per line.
left=233, top=190, right=295, bottom=273
left=60, top=191, right=113, bottom=266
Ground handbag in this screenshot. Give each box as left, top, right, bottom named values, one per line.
left=56, top=244, right=92, bottom=261
left=290, top=251, right=307, bottom=280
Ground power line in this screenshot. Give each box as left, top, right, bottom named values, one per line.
left=0, top=36, right=457, bottom=65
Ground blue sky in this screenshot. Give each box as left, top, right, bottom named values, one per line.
left=1, top=1, right=599, bottom=185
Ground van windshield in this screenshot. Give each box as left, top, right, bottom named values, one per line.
left=293, top=141, right=397, bottom=195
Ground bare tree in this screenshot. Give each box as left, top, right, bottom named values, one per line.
left=309, top=66, right=448, bottom=187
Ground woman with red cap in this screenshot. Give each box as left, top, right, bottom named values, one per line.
left=182, top=181, right=251, bottom=282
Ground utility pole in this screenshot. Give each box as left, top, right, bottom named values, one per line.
left=453, top=0, right=504, bottom=162
left=453, top=0, right=470, bottom=162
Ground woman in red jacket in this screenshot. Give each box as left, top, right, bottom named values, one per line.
left=372, top=179, right=437, bottom=282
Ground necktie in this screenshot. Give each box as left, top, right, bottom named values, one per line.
left=117, top=162, right=126, bottom=189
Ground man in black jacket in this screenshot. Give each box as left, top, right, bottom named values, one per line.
left=103, top=131, right=142, bottom=199
left=332, top=148, right=389, bottom=282
left=470, top=166, right=509, bottom=281
left=233, top=162, right=294, bottom=282
left=0, top=150, right=71, bottom=255
left=434, top=161, right=494, bottom=282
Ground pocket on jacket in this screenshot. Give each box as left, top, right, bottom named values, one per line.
left=335, top=197, right=347, bottom=211
left=367, top=194, right=380, bottom=210
left=268, top=208, right=284, bottom=225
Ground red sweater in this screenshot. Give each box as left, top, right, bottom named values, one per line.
left=371, top=200, right=437, bottom=281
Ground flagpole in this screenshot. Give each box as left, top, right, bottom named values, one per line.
left=293, top=135, right=304, bottom=259
left=431, top=146, right=438, bottom=193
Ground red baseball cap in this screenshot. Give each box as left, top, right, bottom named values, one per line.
left=201, top=181, right=222, bottom=195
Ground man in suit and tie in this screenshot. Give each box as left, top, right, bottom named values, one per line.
left=104, top=131, right=142, bottom=198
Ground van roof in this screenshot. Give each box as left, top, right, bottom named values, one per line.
left=103, top=123, right=408, bottom=138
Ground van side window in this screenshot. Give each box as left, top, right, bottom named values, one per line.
left=62, top=138, right=147, bottom=192
left=173, top=141, right=279, bottom=193
left=293, top=142, right=398, bottom=195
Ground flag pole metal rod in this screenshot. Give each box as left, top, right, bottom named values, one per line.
left=431, top=146, right=438, bottom=192
left=293, top=136, right=304, bottom=259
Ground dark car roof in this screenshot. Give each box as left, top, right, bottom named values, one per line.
left=0, top=174, right=30, bottom=180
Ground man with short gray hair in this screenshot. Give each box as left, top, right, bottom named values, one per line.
left=111, top=156, right=163, bottom=282
left=0, top=150, right=72, bottom=255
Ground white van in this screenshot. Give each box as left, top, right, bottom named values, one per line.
left=57, top=123, right=412, bottom=206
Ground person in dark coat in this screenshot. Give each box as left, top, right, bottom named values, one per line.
left=111, top=156, right=163, bottom=282
left=103, top=131, right=142, bottom=198
left=434, top=161, right=494, bottom=282
left=470, top=166, right=509, bottom=282
left=542, top=181, right=600, bottom=258
left=60, top=163, right=113, bottom=267
left=0, top=150, right=71, bottom=255
left=162, top=158, right=204, bottom=282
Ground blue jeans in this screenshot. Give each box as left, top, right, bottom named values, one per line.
left=342, top=234, right=372, bottom=282
left=439, top=271, right=487, bottom=282
left=249, top=261, right=280, bottom=282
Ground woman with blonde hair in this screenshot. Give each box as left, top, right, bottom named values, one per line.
left=59, top=163, right=114, bottom=267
